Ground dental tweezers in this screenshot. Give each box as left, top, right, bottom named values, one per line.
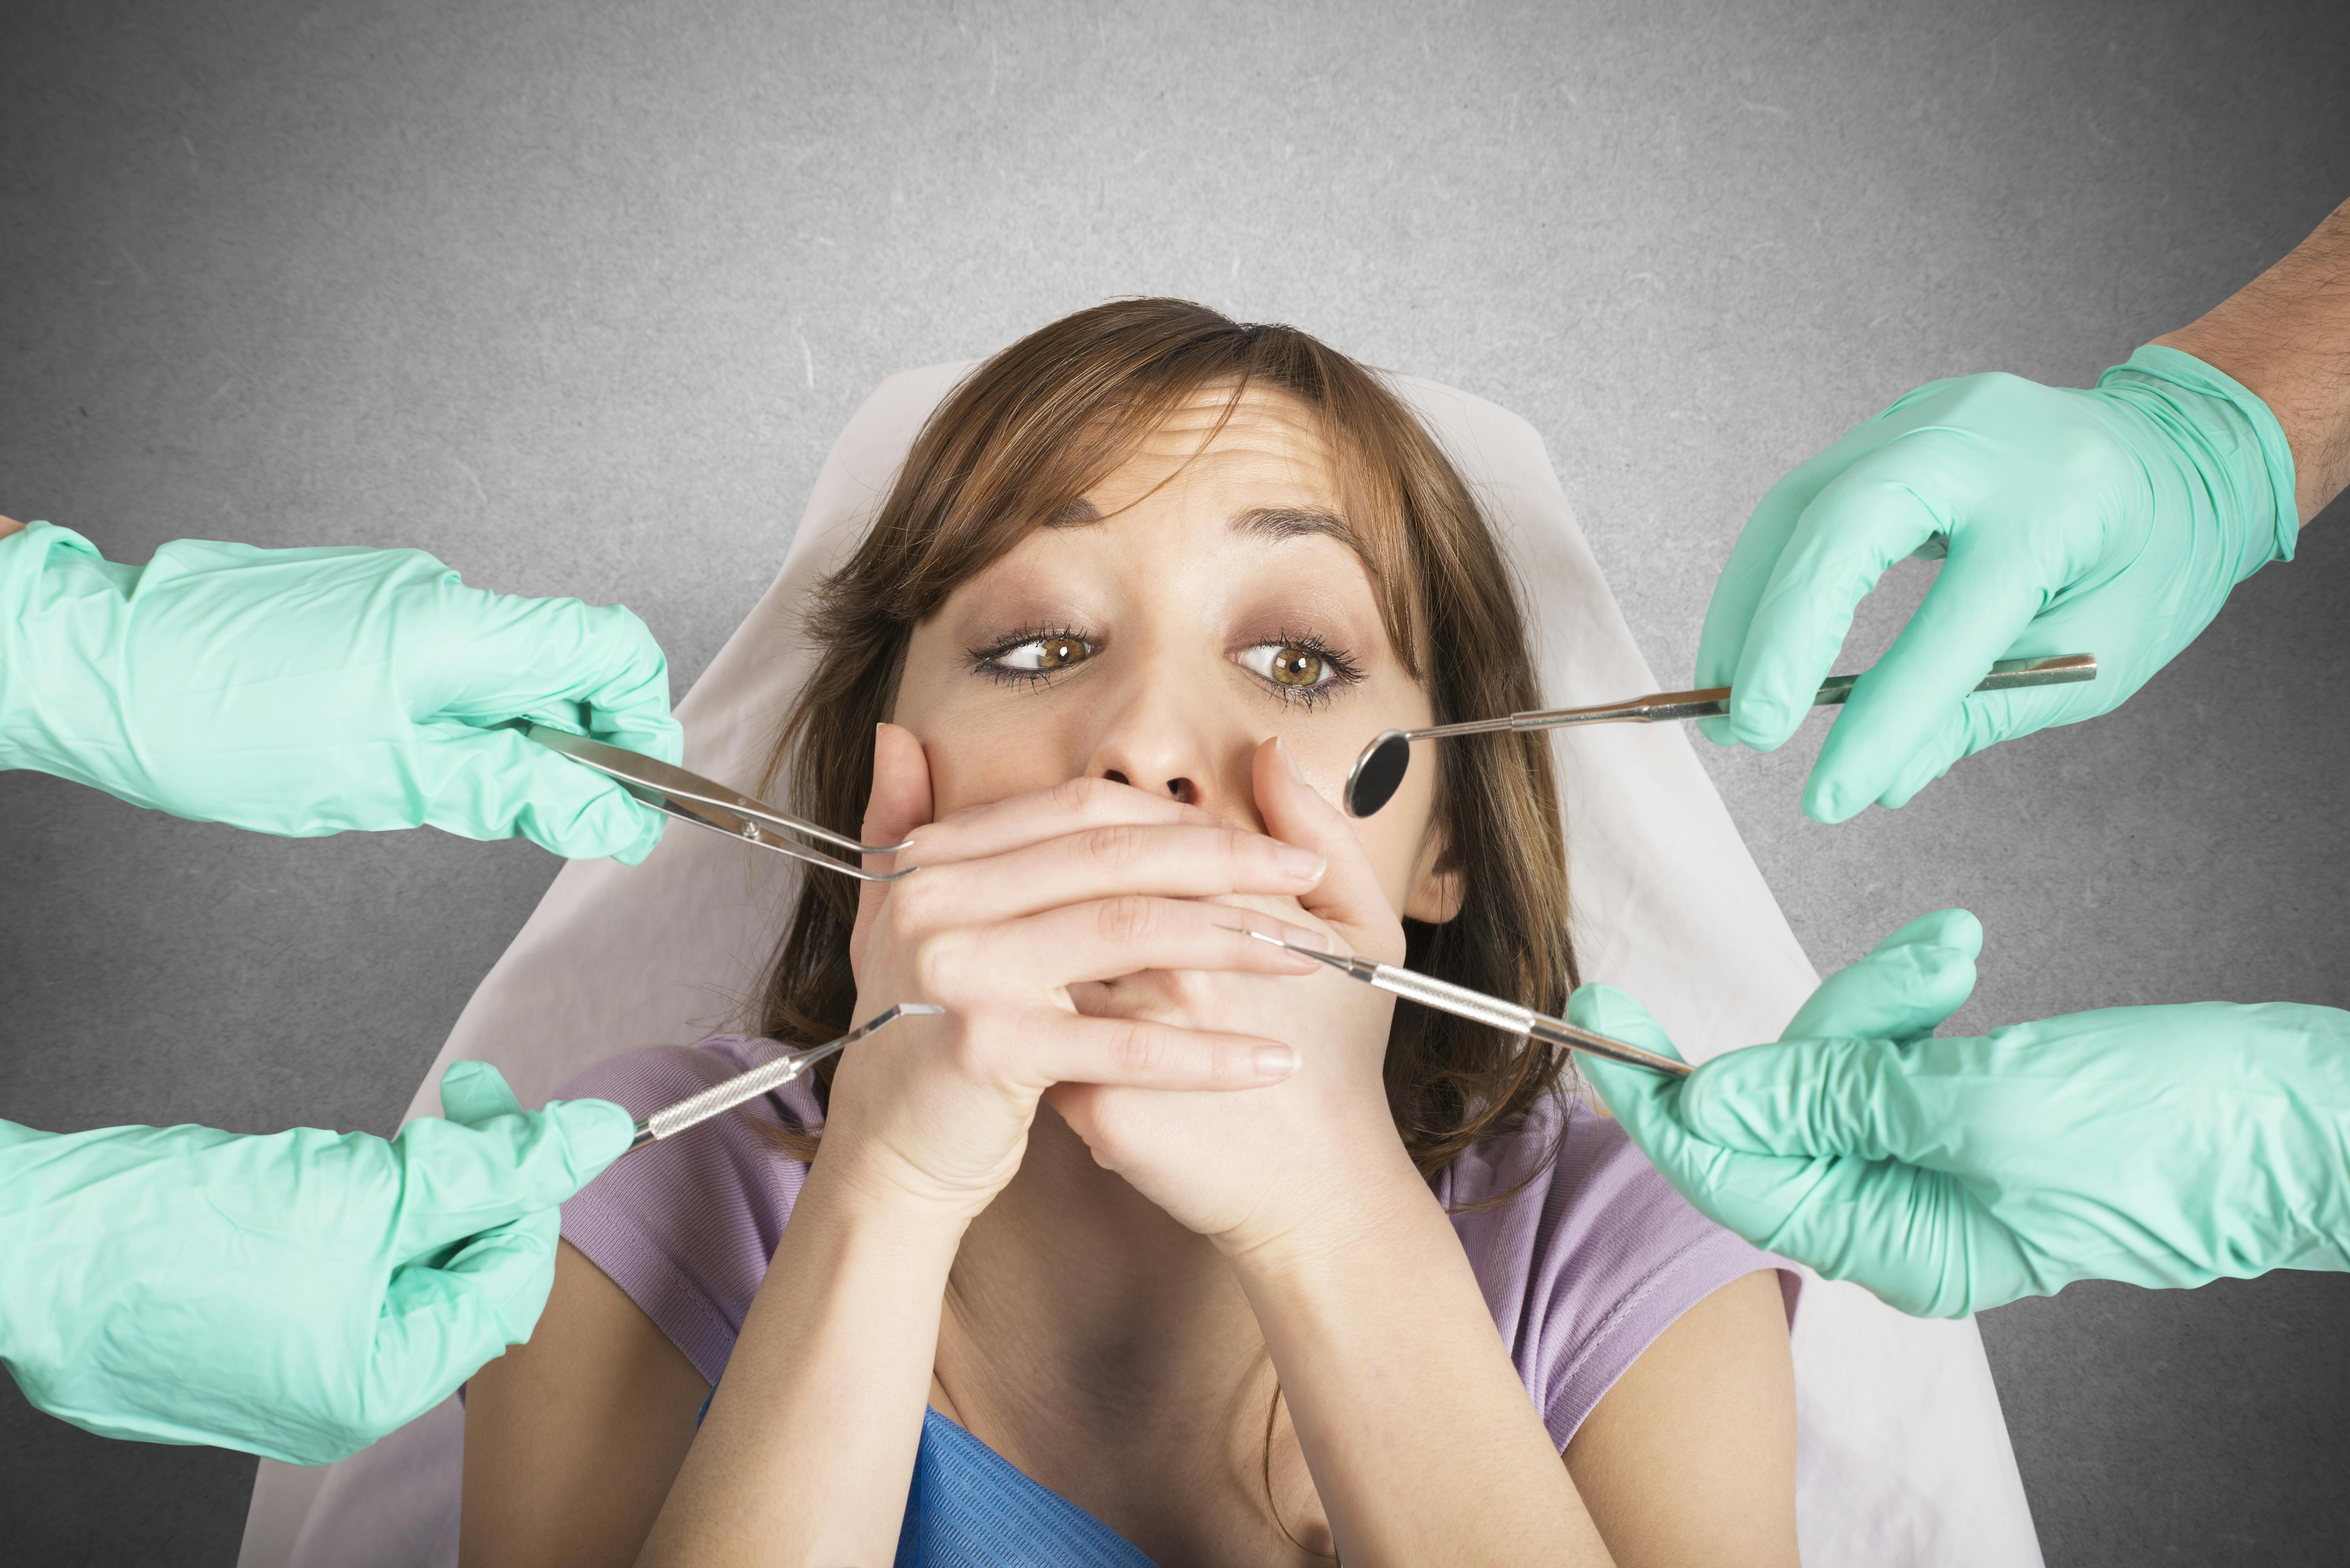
left=1235, top=929, right=1693, bottom=1079
left=623, top=1002, right=945, bottom=1154
left=526, top=724, right=916, bottom=882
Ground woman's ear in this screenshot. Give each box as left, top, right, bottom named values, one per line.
left=1403, top=831, right=1465, bottom=923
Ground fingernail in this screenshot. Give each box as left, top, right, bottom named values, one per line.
left=1279, top=922, right=1331, bottom=951
left=1276, top=736, right=1305, bottom=785
left=1254, top=1045, right=1299, bottom=1078
left=1273, top=844, right=1327, bottom=881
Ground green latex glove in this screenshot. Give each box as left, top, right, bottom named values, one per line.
left=1574, top=911, right=2350, bottom=1317
left=0, top=521, right=680, bottom=861
left=1695, top=346, right=2299, bottom=823
left=0, top=1064, right=633, bottom=1462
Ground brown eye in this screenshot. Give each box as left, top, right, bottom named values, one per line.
left=1243, top=642, right=1329, bottom=689
left=997, top=634, right=1095, bottom=672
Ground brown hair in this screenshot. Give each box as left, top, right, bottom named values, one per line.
left=751, top=298, right=1578, bottom=1176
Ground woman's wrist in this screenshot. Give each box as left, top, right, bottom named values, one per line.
left=1213, top=1137, right=1438, bottom=1281
left=793, top=1142, right=981, bottom=1254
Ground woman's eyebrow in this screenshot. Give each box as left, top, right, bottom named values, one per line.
left=1230, top=505, right=1354, bottom=546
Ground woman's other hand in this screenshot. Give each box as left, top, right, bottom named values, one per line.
left=818, top=723, right=1328, bottom=1224
left=1045, top=735, right=1428, bottom=1255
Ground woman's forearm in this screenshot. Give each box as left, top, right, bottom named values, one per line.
left=1225, top=1157, right=1611, bottom=1567
left=2156, top=196, right=2350, bottom=523
left=634, top=1160, right=966, bottom=1567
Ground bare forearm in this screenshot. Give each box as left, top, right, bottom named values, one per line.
left=2156, top=196, right=2350, bottom=522
left=1225, top=1163, right=1609, bottom=1567
left=634, top=1162, right=965, bottom=1567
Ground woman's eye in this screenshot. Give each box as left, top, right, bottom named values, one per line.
left=1241, top=643, right=1329, bottom=688
left=996, top=635, right=1093, bottom=672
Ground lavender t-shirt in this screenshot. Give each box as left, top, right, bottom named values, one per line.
left=558, top=1035, right=1792, bottom=1453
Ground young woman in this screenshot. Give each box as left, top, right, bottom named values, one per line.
left=461, top=300, right=1800, bottom=1567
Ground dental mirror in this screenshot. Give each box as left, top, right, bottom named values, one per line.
left=1342, top=652, right=2098, bottom=818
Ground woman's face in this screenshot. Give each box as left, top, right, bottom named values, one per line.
left=893, top=384, right=1458, bottom=922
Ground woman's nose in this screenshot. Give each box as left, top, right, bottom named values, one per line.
left=1084, top=665, right=1225, bottom=812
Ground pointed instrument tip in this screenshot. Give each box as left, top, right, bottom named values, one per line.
left=1228, top=926, right=1361, bottom=976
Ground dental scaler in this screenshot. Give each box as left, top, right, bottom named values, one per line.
left=1233, top=928, right=1692, bottom=1079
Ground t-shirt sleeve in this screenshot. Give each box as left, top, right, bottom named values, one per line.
left=555, top=1037, right=814, bottom=1384
left=1444, top=1097, right=1798, bottom=1450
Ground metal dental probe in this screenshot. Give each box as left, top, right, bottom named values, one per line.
left=1231, top=928, right=1693, bottom=1078
left=622, top=1003, right=945, bottom=1154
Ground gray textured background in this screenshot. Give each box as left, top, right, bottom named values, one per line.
left=3, top=1, right=2346, bottom=1562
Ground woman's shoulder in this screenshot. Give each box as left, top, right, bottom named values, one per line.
left=1441, top=1092, right=1792, bottom=1447
left=1443, top=1090, right=1724, bottom=1244
left=554, top=1035, right=820, bottom=1385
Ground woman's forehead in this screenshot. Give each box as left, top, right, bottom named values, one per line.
left=1088, top=384, right=1340, bottom=509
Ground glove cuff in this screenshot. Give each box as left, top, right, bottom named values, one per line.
left=0, top=523, right=147, bottom=787
left=2101, top=344, right=2301, bottom=577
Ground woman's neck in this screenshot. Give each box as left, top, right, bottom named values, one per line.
left=929, top=1102, right=1278, bottom=1489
